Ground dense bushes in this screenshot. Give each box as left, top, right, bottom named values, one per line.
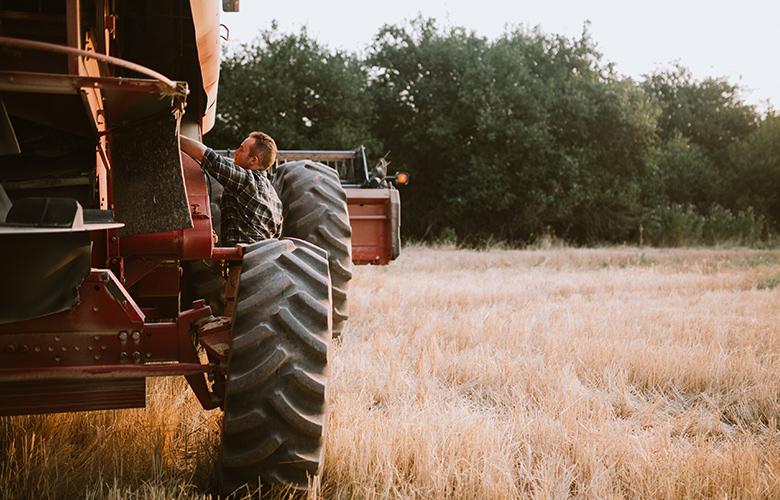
left=641, top=204, right=767, bottom=247
left=209, top=19, right=778, bottom=247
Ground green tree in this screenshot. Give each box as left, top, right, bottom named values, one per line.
left=642, top=134, right=717, bottom=208
left=368, top=19, right=657, bottom=243
left=728, top=112, right=780, bottom=228
left=208, top=24, right=377, bottom=152
left=643, top=66, right=757, bottom=158
left=641, top=66, right=759, bottom=210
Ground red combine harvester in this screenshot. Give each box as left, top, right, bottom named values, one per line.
left=0, top=0, right=402, bottom=494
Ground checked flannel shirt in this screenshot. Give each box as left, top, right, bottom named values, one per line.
left=201, top=148, right=283, bottom=246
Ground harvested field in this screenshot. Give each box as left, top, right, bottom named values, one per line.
left=2, top=245, right=780, bottom=499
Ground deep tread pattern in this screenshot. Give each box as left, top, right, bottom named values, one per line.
left=219, top=238, right=332, bottom=494
left=273, top=160, right=352, bottom=337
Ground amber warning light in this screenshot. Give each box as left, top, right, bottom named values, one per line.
left=392, top=172, right=410, bottom=186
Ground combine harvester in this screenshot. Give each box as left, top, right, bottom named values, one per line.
left=0, top=0, right=404, bottom=493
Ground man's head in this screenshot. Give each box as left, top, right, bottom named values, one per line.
left=233, top=131, right=277, bottom=171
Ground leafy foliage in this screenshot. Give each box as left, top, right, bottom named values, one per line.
left=211, top=20, right=777, bottom=246
left=367, top=20, right=657, bottom=243
left=208, top=24, right=377, bottom=152
left=641, top=204, right=766, bottom=247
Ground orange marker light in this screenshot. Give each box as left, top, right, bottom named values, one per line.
left=395, top=172, right=409, bottom=185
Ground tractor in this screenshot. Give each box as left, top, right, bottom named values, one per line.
left=0, top=0, right=402, bottom=494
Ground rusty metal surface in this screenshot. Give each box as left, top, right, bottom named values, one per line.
left=0, top=378, right=145, bottom=416
left=189, top=0, right=221, bottom=133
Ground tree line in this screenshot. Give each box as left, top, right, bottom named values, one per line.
left=209, top=18, right=780, bottom=246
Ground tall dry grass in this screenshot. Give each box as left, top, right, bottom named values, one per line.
left=2, top=246, right=779, bottom=498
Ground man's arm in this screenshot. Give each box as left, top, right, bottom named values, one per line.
left=180, top=135, right=254, bottom=194
left=180, top=135, right=207, bottom=162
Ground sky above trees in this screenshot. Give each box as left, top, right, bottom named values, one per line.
left=222, top=0, right=777, bottom=110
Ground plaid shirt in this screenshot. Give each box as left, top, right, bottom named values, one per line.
left=202, top=148, right=283, bottom=246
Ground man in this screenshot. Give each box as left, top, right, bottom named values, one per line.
left=180, top=132, right=283, bottom=245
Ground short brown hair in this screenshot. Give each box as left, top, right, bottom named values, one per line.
left=248, top=131, right=277, bottom=170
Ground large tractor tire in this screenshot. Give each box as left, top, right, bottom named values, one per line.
left=273, top=161, right=352, bottom=337
left=219, top=238, right=332, bottom=494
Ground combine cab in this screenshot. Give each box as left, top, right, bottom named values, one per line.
left=0, top=0, right=401, bottom=494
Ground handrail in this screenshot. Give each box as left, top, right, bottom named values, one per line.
left=0, top=36, right=184, bottom=95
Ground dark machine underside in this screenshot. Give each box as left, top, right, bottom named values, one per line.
left=0, top=0, right=226, bottom=415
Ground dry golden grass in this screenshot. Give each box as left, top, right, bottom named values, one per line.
left=2, top=245, right=780, bottom=499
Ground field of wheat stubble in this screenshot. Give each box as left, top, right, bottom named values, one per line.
left=1, top=245, right=779, bottom=499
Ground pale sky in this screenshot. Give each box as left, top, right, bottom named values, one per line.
left=222, top=0, right=777, bottom=110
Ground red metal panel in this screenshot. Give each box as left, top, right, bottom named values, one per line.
left=0, top=363, right=209, bottom=382
left=0, top=270, right=143, bottom=332
left=345, top=187, right=392, bottom=265
left=0, top=275, right=218, bottom=414
left=211, top=245, right=244, bottom=261
left=0, top=270, right=144, bottom=368
left=0, top=272, right=210, bottom=370
left=0, top=378, right=145, bottom=416
left=133, top=261, right=180, bottom=298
